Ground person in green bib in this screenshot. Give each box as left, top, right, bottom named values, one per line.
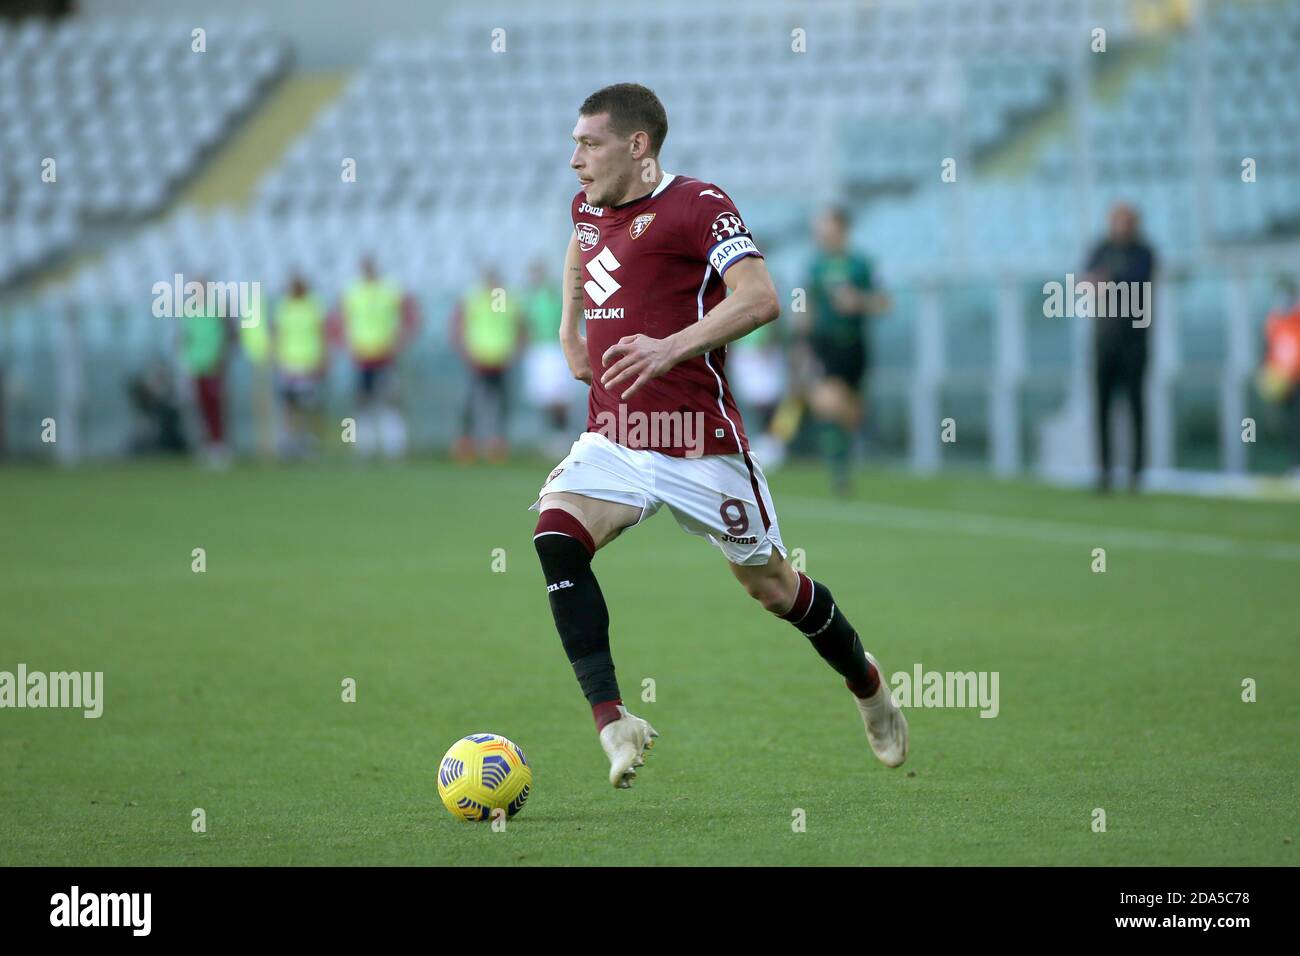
left=238, top=285, right=275, bottom=460
left=802, top=206, right=891, bottom=495
left=178, top=277, right=236, bottom=468
left=334, top=257, right=420, bottom=459
left=271, top=273, right=327, bottom=459
left=451, top=264, right=525, bottom=464
left=520, top=258, right=578, bottom=458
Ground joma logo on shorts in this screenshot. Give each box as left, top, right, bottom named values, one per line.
left=720, top=534, right=758, bottom=545
left=547, top=580, right=574, bottom=593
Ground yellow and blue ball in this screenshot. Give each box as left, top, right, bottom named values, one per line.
left=437, top=733, right=532, bottom=822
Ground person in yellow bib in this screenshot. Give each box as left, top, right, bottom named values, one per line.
left=451, top=264, right=525, bottom=463
left=238, top=287, right=275, bottom=460
left=331, top=257, right=420, bottom=459
left=270, top=274, right=328, bottom=459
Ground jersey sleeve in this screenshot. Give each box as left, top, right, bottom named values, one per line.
left=687, top=184, right=764, bottom=278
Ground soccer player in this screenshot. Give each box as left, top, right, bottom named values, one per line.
left=334, top=257, right=419, bottom=460
left=803, top=206, right=891, bottom=496
left=1260, top=276, right=1300, bottom=475
left=450, top=264, right=525, bottom=463
left=179, top=274, right=236, bottom=469
left=521, top=257, right=578, bottom=459
left=270, top=273, right=327, bottom=460
left=530, top=84, right=908, bottom=789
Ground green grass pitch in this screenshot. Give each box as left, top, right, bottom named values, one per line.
left=1, top=457, right=1296, bottom=866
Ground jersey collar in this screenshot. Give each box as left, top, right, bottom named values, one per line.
left=650, top=171, right=676, bottom=197
left=610, top=172, right=676, bottom=210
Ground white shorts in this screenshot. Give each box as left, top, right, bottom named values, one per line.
left=529, top=431, right=787, bottom=566
left=523, top=344, right=574, bottom=407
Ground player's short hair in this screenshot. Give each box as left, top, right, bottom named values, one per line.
left=579, top=83, right=668, bottom=157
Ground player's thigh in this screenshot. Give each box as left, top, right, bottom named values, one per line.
left=656, top=453, right=787, bottom=567
left=810, top=376, right=854, bottom=418
left=531, top=432, right=659, bottom=547
left=538, top=492, right=641, bottom=551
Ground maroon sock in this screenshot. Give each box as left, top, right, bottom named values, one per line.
left=592, top=699, right=623, bottom=732
left=846, top=666, right=881, bottom=701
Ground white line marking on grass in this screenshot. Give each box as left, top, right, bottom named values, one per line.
left=782, top=497, right=1300, bottom=563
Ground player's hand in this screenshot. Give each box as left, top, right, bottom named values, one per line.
left=600, top=334, right=677, bottom=399
left=831, top=284, right=866, bottom=315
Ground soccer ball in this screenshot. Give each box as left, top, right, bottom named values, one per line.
left=437, top=733, right=533, bottom=822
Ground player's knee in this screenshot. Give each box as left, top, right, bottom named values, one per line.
left=740, top=572, right=794, bottom=614
left=533, top=508, right=596, bottom=564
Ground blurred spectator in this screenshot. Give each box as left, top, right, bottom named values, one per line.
left=1085, top=203, right=1157, bottom=493
left=332, top=257, right=420, bottom=460
left=1259, top=276, right=1300, bottom=475
left=802, top=205, right=890, bottom=495
left=451, top=265, right=524, bottom=464
left=178, top=276, right=236, bottom=469
left=271, top=274, right=328, bottom=460
left=127, top=357, right=187, bottom=456
left=520, top=258, right=575, bottom=458
left=731, top=313, right=788, bottom=469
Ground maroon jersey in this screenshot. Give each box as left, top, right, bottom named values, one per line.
left=572, top=173, right=763, bottom=457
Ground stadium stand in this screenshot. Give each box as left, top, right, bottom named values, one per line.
left=2, top=0, right=1299, bottom=479
left=0, top=17, right=288, bottom=286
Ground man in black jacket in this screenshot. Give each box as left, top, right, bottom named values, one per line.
left=1085, top=204, right=1157, bottom=493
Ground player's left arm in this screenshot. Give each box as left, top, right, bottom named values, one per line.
left=600, top=256, right=779, bottom=399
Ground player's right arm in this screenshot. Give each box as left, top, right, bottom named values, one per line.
left=560, top=232, right=593, bottom=385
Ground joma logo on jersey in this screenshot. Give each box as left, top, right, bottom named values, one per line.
left=575, top=222, right=600, bottom=252
left=629, top=213, right=656, bottom=240
left=584, top=308, right=624, bottom=320
left=578, top=202, right=604, bottom=217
